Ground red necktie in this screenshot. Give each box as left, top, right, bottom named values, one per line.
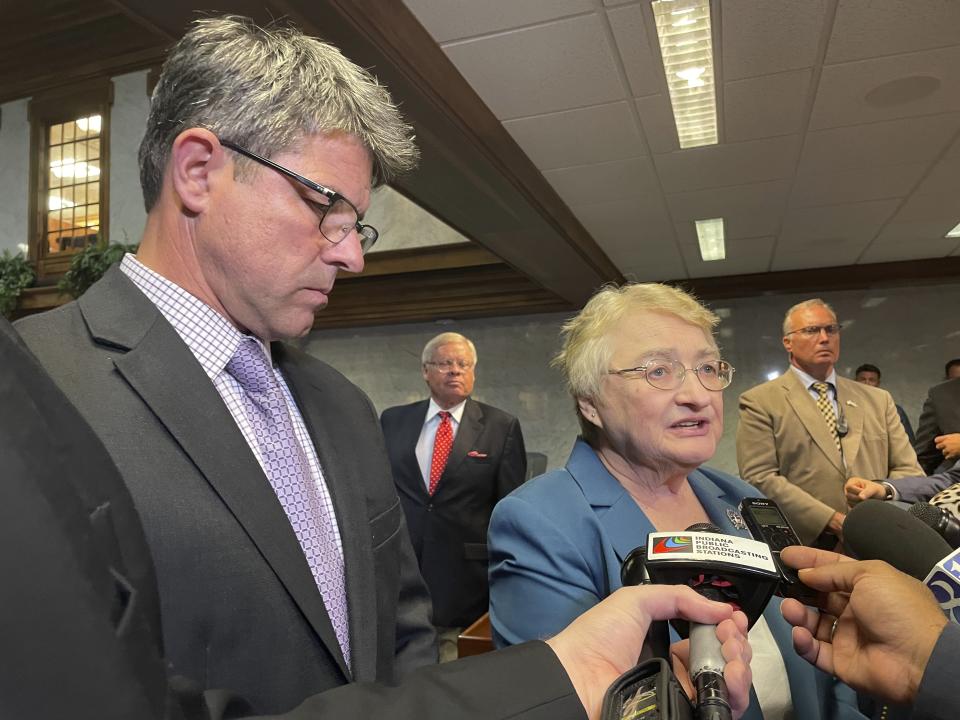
left=428, top=411, right=452, bottom=495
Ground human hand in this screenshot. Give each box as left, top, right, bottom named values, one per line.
left=827, top=511, right=846, bottom=537
left=546, top=585, right=752, bottom=720
left=844, top=477, right=886, bottom=506
left=935, top=433, right=960, bottom=461
left=779, top=546, right=946, bottom=704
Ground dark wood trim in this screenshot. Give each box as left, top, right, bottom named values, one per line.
left=359, top=243, right=500, bottom=277
left=0, top=46, right=169, bottom=105
left=671, top=256, right=960, bottom=302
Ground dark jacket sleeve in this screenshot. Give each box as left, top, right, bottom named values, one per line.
left=496, top=416, right=528, bottom=499
left=912, top=623, right=960, bottom=720
left=259, top=642, right=584, bottom=720
left=915, top=389, right=944, bottom=474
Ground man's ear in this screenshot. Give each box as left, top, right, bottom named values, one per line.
left=168, top=128, right=226, bottom=215
left=577, top=396, right=602, bottom=429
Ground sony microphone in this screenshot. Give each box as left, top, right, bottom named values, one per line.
left=909, top=502, right=960, bottom=549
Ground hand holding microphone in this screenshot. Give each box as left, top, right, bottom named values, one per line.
left=779, top=545, right=946, bottom=705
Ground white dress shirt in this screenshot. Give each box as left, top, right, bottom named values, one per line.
left=415, top=398, right=466, bottom=490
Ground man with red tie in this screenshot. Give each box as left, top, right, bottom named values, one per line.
left=381, top=332, right=527, bottom=660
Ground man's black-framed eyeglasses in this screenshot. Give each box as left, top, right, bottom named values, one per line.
left=220, top=139, right=378, bottom=253
left=785, top=324, right=841, bottom=338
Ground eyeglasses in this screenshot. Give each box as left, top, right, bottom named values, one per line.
left=785, top=324, right=841, bottom=338
left=219, top=139, right=378, bottom=253
left=425, top=359, right=475, bottom=372
left=607, top=359, right=735, bottom=391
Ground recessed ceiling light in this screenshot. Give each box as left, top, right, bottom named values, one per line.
left=946, top=222, right=960, bottom=238
left=651, top=0, right=718, bottom=149
left=695, top=217, right=725, bottom=261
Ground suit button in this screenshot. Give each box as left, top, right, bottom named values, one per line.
left=426, top=504, right=433, bottom=511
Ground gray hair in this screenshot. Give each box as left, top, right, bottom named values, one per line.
left=421, top=332, right=477, bottom=366
left=782, top=298, right=837, bottom=336
left=138, top=15, right=419, bottom=211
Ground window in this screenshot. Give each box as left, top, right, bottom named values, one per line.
left=29, top=78, right=111, bottom=278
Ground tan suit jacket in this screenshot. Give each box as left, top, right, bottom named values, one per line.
left=736, top=369, right=922, bottom=543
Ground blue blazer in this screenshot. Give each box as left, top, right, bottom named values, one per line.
left=489, top=438, right=864, bottom=720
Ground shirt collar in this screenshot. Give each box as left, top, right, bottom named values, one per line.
left=426, top=397, right=467, bottom=425
left=790, top=364, right=838, bottom=391
left=119, top=253, right=269, bottom=379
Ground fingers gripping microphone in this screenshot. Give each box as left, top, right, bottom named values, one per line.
left=908, top=502, right=960, bottom=549
left=641, top=523, right=779, bottom=720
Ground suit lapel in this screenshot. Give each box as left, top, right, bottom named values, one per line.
left=836, top=379, right=864, bottom=468
left=275, top=344, right=373, bottom=681
left=400, top=401, right=430, bottom=496
left=79, top=269, right=350, bottom=680
left=781, top=372, right=844, bottom=474
left=438, top=398, right=483, bottom=491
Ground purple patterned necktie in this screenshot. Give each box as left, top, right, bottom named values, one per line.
left=227, top=337, right=350, bottom=668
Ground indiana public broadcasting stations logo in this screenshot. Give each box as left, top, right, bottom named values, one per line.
left=652, top=536, right=693, bottom=554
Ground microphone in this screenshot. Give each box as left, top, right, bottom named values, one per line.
left=845, top=500, right=960, bottom=624
left=908, top=502, right=960, bottom=549
left=836, top=402, right=849, bottom=437
left=643, top=523, right=779, bottom=720
left=844, top=500, right=952, bottom=580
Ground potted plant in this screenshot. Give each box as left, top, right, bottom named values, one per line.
left=0, top=250, right=36, bottom=318
left=58, top=236, right=139, bottom=299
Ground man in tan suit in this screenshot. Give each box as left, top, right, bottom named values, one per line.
left=736, top=299, right=921, bottom=546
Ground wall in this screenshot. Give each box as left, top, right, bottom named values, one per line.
left=299, top=280, right=960, bottom=476
left=0, top=98, right=30, bottom=255
left=109, top=70, right=150, bottom=245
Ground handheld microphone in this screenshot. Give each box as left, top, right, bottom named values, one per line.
left=845, top=500, right=960, bottom=625
left=908, top=502, right=960, bottom=549
left=643, top=523, right=779, bottom=720
left=844, top=500, right=952, bottom=580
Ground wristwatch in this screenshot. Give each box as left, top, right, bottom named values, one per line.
left=879, top=481, right=897, bottom=501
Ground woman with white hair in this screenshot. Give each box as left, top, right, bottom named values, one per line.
left=488, top=283, right=865, bottom=720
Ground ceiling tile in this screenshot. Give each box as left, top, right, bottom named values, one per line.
left=571, top=197, right=677, bottom=254
left=635, top=95, right=680, bottom=153
left=777, top=200, right=900, bottom=258
left=404, top=0, right=596, bottom=43
left=913, top=133, right=960, bottom=196
left=789, top=163, right=928, bottom=208
left=724, top=69, right=811, bottom=142
left=810, top=46, right=960, bottom=130
left=874, top=219, right=959, bottom=244
left=502, top=101, right=646, bottom=171
left=653, top=135, right=800, bottom=193
left=442, top=14, right=626, bottom=120
left=607, top=3, right=663, bottom=98
left=677, top=236, right=775, bottom=278
left=543, top=156, right=660, bottom=207
left=798, top=113, right=960, bottom=176
left=890, top=192, right=959, bottom=223
left=721, top=0, right=828, bottom=80
left=826, top=0, right=960, bottom=64
left=859, top=232, right=958, bottom=263
left=665, top=180, right=790, bottom=238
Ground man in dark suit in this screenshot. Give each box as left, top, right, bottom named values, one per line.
left=381, top=332, right=526, bottom=657
left=0, top=315, right=753, bottom=720
left=854, top=363, right=915, bottom=443
left=915, top=376, right=960, bottom=475
left=15, top=15, right=435, bottom=714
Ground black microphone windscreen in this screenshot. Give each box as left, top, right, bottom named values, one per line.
left=686, top=523, right=722, bottom=533
left=908, top=502, right=947, bottom=531
left=844, top=500, right=952, bottom=580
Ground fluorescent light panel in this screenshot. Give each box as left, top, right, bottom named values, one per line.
left=946, top=221, right=960, bottom=238
left=651, top=0, right=718, bottom=149
left=695, top=217, right=725, bottom=261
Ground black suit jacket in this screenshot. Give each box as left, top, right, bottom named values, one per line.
left=15, top=267, right=436, bottom=714
left=0, top=315, right=587, bottom=720
left=915, top=378, right=960, bottom=474
left=381, top=398, right=526, bottom=627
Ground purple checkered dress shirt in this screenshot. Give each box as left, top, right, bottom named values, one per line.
left=120, top=254, right=351, bottom=668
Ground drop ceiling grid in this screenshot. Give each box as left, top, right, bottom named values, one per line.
left=402, top=0, right=960, bottom=280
